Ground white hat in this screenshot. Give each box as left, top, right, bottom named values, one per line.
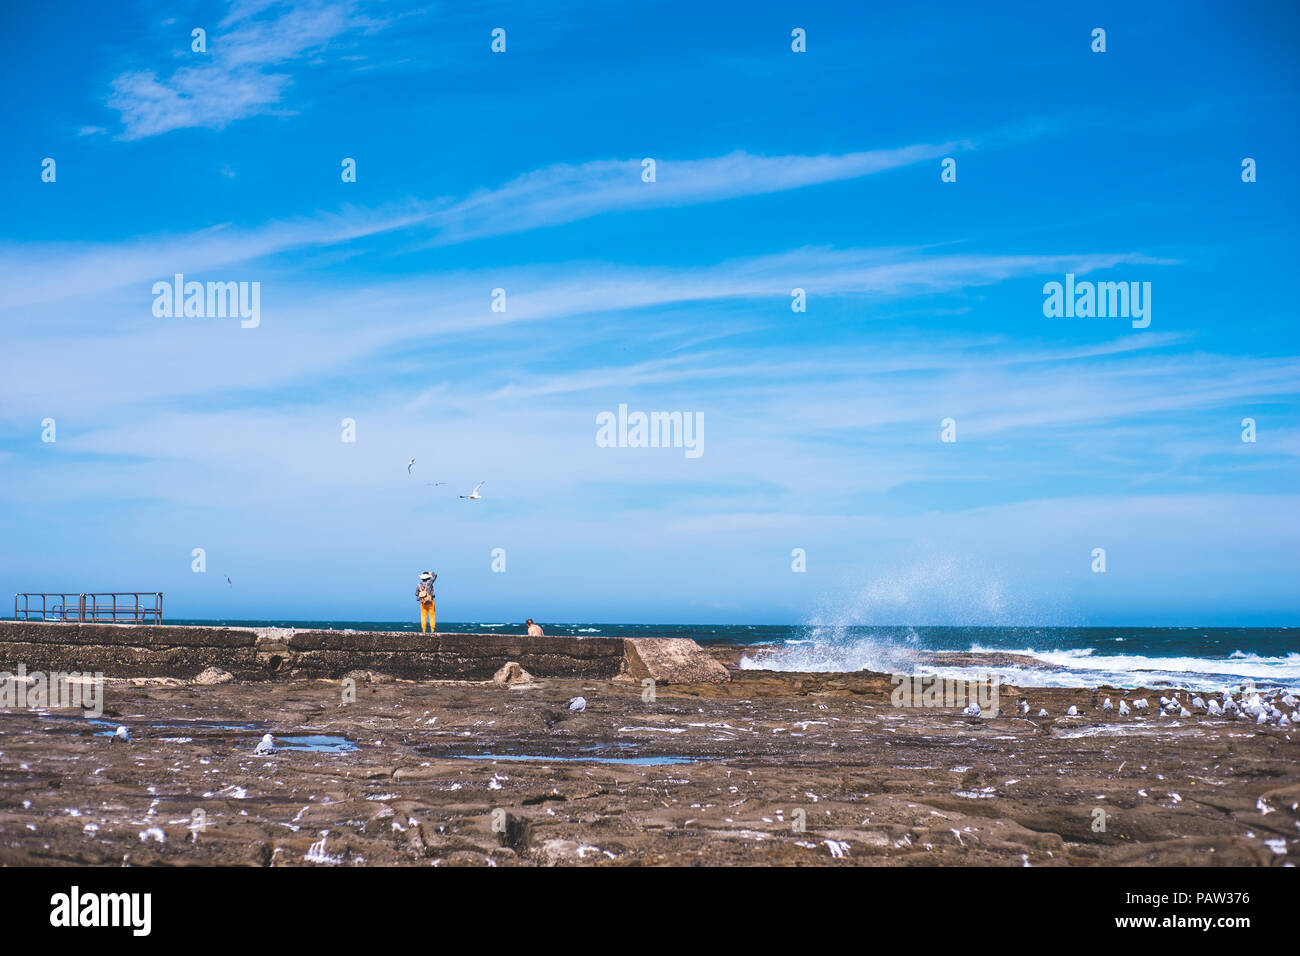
left=419, top=571, right=433, bottom=580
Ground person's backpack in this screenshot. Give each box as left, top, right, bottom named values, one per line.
left=417, top=573, right=437, bottom=603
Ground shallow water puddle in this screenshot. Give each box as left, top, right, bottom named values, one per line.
left=274, top=735, right=358, bottom=753
left=33, top=715, right=358, bottom=752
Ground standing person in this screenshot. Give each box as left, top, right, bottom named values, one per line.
left=416, top=571, right=437, bottom=633
left=525, top=618, right=544, bottom=637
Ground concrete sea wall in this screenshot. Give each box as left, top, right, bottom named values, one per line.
left=0, top=621, right=729, bottom=684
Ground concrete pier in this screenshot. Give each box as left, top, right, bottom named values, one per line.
left=0, top=621, right=729, bottom=684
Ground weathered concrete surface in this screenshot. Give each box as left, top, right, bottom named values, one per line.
left=0, top=622, right=727, bottom=684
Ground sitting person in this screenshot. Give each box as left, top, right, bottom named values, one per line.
left=525, top=618, right=544, bottom=637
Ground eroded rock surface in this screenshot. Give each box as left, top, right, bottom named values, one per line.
left=0, top=658, right=1294, bottom=867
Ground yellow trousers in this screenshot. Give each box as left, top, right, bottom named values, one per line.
left=420, top=602, right=436, bottom=633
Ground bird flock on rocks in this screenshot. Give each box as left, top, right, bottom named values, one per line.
left=1011, top=689, right=1298, bottom=726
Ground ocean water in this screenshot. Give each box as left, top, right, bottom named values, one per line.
left=165, top=619, right=1299, bottom=693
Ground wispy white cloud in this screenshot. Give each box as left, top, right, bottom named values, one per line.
left=421, top=144, right=971, bottom=245
left=0, top=141, right=984, bottom=308
left=0, top=246, right=1169, bottom=415
left=107, top=0, right=374, bottom=139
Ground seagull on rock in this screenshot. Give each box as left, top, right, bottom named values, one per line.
left=962, top=702, right=981, bottom=717
left=1038, top=708, right=1049, bottom=717
left=1178, top=706, right=1192, bottom=718
left=1018, top=698, right=1029, bottom=715
left=1207, top=699, right=1223, bottom=717
left=1066, top=705, right=1079, bottom=716
left=567, top=697, right=587, bottom=713
left=254, top=733, right=276, bottom=754
left=114, top=726, right=129, bottom=742
left=1133, top=698, right=1149, bottom=711
left=1118, top=700, right=1130, bottom=716
left=1102, top=698, right=1114, bottom=711
left=1191, top=696, right=1206, bottom=711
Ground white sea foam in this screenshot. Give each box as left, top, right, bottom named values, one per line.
left=741, top=639, right=1300, bottom=692
left=739, top=563, right=1296, bottom=690
left=743, top=634, right=1300, bottom=697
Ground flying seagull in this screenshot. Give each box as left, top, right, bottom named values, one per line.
left=407, top=459, right=416, bottom=475
left=424, top=482, right=447, bottom=486
left=460, top=481, right=485, bottom=500
left=225, top=575, right=232, bottom=587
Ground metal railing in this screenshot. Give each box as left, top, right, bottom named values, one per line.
left=13, top=592, right=164, bottom=624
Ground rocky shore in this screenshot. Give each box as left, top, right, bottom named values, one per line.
left=0, top=648, right=1295, bottom=866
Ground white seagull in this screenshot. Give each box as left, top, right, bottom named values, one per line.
left=1191, top=696, right=1206, bottom=711
left=1037, top=708, right=1049, bottom=717
left=1018, top=698, right=1029, bottom=715
left=962, top=702, right=981, bottom=717
left=1102, top=698, right=1114, bottom=711
left=567, top=696, right=587, bottom=713
left=1206, top=699, right=1223, bottom=717
left=460, top=481, right=486, bottom=500
left=1066, top=705, right=1079, bottom=716
left=114, top=726, right=129, bottom=742
left=1118, top=700, right=1130, bottom=716
left=254, top=733, right=276, bottom=754
left=1133, top=698, right=1149, bottom=711
left=1178, top=706, right=1192, bottom=718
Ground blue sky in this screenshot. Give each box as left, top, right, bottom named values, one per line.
left=1, top=0, right=1298, bottom=626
